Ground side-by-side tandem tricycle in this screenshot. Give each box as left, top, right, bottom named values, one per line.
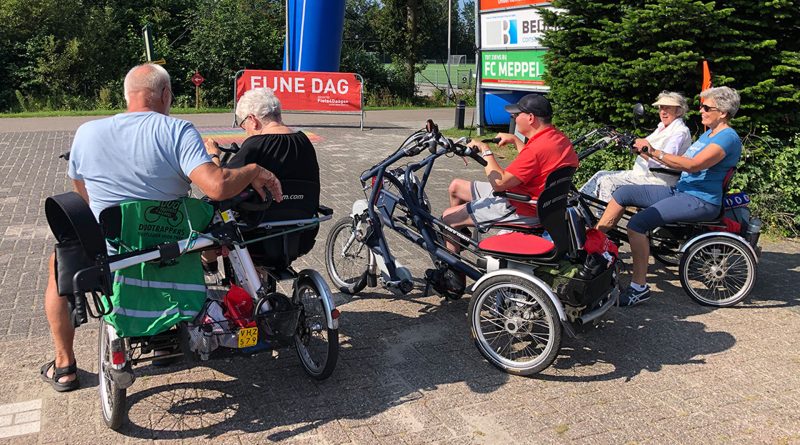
left=49, top=146, right=338, bottom=429
left=325, top=118, right=761, bottom=375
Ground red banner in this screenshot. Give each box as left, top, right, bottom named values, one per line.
left=236, top=70, right=362, bottom=113
left=480, top=0, right=550, bottom=11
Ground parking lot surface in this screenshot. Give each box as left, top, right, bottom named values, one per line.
left=0, top=109, right=798, bottom=444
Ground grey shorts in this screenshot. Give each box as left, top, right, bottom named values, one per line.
left=466, top=181, right=540, bottom=228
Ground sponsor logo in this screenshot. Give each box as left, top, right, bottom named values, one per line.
left=144, top=202, right=184, bottom=227
left=485, top=18, right=518, bottom=46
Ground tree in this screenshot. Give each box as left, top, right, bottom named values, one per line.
left=181, top=0, right=284, bottom=107
left=542, top=0, right=800, bottom=139
left=375, top=0, right=449, bottom=97
left=454, top=0, right=476, bottom=59
left=541, top=0, right=800, bottom=233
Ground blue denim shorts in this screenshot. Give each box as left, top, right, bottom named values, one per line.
left=612, top=185, right=720, bottom=233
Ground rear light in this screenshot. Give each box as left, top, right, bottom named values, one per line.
left=112, top=350, right=126, bottom=365
left=331, top=308, right=341, bottom=320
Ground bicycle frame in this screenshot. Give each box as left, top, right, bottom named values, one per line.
left=355, top=137, right=485, bottom=292
left=103, top=207, right=337, bottom=327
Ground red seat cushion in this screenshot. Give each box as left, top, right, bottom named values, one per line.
left=478, top=232, right=554, bottom=256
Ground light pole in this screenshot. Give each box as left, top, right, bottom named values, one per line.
left=447, top=0, right=452, bottom=105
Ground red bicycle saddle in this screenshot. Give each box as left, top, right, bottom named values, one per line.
left=478, top=232, right=554, bottom=256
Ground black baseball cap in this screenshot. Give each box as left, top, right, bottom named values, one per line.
left=504, top=94, right=553, bottom=117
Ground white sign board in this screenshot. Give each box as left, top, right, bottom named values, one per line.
left=480, top=7, right=559, bottom=49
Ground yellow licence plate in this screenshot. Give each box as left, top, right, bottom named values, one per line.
left=237, top=326, right=258, bottom=348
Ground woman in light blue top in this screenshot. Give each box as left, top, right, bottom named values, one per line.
left=596, top=86, right=742, bottom=306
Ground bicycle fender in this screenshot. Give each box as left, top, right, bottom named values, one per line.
left=351, top=199, right=369, bottom=218
left=679, top=232, right=759, bottom=263
left=297, top=269, right=339, bottom=330
left=470, top=269, right=569, bottom=322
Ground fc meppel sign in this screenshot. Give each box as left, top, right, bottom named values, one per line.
left=480, top=8, right=559, bottom=49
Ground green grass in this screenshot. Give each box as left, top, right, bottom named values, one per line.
left=0, top=107, right=231, bottom=118
left=441, top=127, right=519, bottom=160
left=0, top=104, right=457, bottom=118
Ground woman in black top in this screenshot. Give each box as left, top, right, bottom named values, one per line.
left=204, top=87, right=321, bottom=267
left=206, top=87, right=319, bottom=185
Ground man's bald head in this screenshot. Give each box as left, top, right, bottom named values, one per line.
left=123, top=64, right=172, bottom=112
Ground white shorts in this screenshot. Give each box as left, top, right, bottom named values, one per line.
left=580, top=169, right=679, bottom=203
left=467, top=181, right=540, bottom=228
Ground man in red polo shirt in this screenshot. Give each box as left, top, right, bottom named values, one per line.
left=443, top=94, right=578, bottom=254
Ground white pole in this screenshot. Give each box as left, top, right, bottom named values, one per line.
left=447, top=0, right=452, bottom=105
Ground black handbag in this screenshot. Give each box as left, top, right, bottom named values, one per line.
left=46, top=192, right=108, bottom=296
left=54, top=241, right=95, bottom=297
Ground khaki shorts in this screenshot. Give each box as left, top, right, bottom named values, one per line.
left=467, top=181, right=540, bottom=229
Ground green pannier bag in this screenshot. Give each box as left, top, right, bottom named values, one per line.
left=103, top=198, right=213, bottom=337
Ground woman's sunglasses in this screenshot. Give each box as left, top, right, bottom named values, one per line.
left=699, top=104, right=720, bottom=112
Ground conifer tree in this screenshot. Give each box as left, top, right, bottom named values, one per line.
left=541, top=0, right=800, bottom=231
left=542, top=0, right=799, bottom=140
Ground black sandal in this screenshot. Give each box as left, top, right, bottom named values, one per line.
left=40, top=360, right=80, bottom=392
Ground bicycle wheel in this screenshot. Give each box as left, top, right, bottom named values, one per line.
left=325, top=216, right=369, bottom=294
left=679, top=236, right=756, bottom=307
left=294, top=279, right=338, bottom=380
left=468, top=276, right=561, bottom=376
left=650, top=227, right=681, bottom=267
left=98, top=318, right=127, bottom=430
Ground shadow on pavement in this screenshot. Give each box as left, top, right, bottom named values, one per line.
left=537, top=247, right=799, bottom=382
left=744, top=250, right=800, bottom=308
left=84, top=249, right=798, bottom=438
left=114, top=291, right=507, bottom=440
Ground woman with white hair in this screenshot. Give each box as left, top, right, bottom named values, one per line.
left=581, top=91, right=692, bottom=202
left=596, top=86, right=742, bottom=306
left=206, top=87, right=319, bottom=186
left=203, top=87, right=320, bottom=270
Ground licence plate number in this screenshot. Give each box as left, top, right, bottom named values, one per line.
left=237, top=326, right=258, bottom=348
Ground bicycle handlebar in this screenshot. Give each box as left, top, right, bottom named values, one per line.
left=211, top=187, right=273, bottom=212
left=359, top=121, right=489, bottom=181
left=576, top=127, right=638, bottom=161
left=218, top=142, right=240, bottom=154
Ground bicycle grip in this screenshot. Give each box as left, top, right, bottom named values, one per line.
left=73, top=293, right=88, bottom=326
left=471, top=152, right=488, bottom=166
left=481, top=137, right=501, bottom=144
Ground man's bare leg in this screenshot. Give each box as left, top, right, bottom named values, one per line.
left=448, top=179, right=473, bottom=208
left=43, top=253, right=77, bottom=383
left=442, top=204, right=473, bottom=254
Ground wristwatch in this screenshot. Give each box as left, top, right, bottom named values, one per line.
left=481, top=150, right=494, bottom=158
left=658, top=150, right=665, bottom=161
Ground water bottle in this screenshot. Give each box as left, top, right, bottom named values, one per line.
left=745, top=217, right=762, bottom=247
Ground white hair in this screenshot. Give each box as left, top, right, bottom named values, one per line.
left=123, top=64, right=171, bottom=104
left=236, top=88, right=282, bottom=124
left=701, top=86, right=741, bottom=118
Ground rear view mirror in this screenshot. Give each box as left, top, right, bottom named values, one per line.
left=631, top=103, right=645, bottom=130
